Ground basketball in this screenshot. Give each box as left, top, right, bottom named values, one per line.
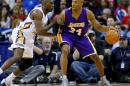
left=105, top=30, right=120, bottom=45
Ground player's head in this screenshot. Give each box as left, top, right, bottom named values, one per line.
left=72, top=0, right=84, bottom=10
left=41, top=0, right=54, bottom=12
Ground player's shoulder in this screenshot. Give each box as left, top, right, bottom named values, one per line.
left=30, top=7, right=43, bottom=20
left=31, top=9, right=42, bottom=15
left=31, top=5, right=42, bottom=14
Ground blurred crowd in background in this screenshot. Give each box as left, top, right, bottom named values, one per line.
left=0, top=0, right=130, bottom=40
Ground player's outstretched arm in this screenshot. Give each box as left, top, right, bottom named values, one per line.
left=86, top=9, right=115, bottom=32
left=30, top=9, right=55, bottom=36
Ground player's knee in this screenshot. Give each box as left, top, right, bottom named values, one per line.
left=13, top=48, right=24, bottom=58
left=12, top=55, right=22, bottom=61
left=90, top=54, right=100, bottom=62
left=8, top=56, right=20, bottom=63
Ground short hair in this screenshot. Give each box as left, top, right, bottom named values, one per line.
left=107, top=16, right=116, bottom=21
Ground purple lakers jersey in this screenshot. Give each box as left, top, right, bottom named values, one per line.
left=62, top=8, right=89, bottom=36
left=57, top=8, right=97, bottom=57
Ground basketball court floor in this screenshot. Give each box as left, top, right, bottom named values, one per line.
left=13, top=83, right=130, bottom=86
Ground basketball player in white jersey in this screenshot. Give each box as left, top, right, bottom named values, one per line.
left=0, top=0, right=55, bottom=85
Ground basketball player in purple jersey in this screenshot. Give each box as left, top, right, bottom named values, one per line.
left=56, top=0, right=115, bottom=86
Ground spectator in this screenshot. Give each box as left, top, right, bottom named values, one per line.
left=0, top=6, right=11, bottom=28
left=121, top=2, right=129, bottom=31
left=15, top=0, right=22, bottom=9
left=83, top=0, right=103, bottom=17
left=104, top=17, right=118, bottom=80
left=1, top=0, right=9, bottom=7
left=101, top=16, right=116, bottom=41
left=110, top=36, right=130, bottom=83
left=70, top=58, right=99, bottom=83
left=17, top=37, right=61, bottom=84
left=98, top=8, right=112, bottom=25
left=4, top=0, right=15, bottom=10
left=107, top=16, right=116, bottom=26
left=11, top=5, right=21, bottom=28
left=96, top=8, right=112, bottom=40
left=18, top=7, right=26, bottom=21
left=115, top=3, right=125, bottom=23
left=112, top=23, right=125, bottom=50
left=101, top=0, right=110, bottom=8
left=47, top=0, right=66, bottom=35
left=59, top=0, right=66, bottom=11
left=11, top=0, right=25, bottom=28
left=125, top=6, right=130, bottom=42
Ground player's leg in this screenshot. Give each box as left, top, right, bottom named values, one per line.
left=75, top=36, right=111, bottom=86
left=57, top=33, right=73, bottom=76
left=90, top=54, right=111, bottom=86
left=57, top=33, right=73, bottom=86
left=60, top=43, right=70, bottom=86
left=0, top=48, right=24, bottom=74
left=89, top=54, right=105, bottom=78
left=60, top=44, right=70, bottom=76
left=13, top=58, right=33, bottom=78
left=1, top=58, right=32, bottom=85
left=1, top=68, right=22, bottom=86
left=0, top=48, right=24, bottom=86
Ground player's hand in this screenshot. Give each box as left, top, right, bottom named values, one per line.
left=109, top=26, right=119, bottom=33
left=109, top=26, right=115, bottom=31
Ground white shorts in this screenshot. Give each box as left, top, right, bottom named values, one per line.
left=9, top=29, right=34, bottom=58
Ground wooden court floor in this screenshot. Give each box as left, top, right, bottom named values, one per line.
left=13, top=83, right=130, bottom=86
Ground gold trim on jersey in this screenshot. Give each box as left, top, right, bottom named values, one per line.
left=85, top=34, right=97, bottom=54
left=20, top=22, right=32, bottom=30
left=16, top=30, right=25, bottom=44
left=15, top=22, right=32, bottom=44
left=57, top=33, right=62, bottom=45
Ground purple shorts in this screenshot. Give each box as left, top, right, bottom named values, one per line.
left=57, top=33, right=97, bottom=58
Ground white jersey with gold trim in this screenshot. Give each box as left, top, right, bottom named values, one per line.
left=9, top=6, right=48, bottom=58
